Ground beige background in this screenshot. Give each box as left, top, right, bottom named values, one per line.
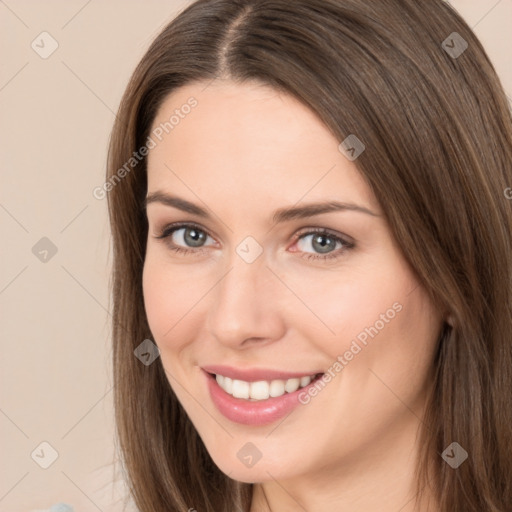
left=0, top=1, right=511, bottom=511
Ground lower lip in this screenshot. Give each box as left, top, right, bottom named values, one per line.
left=204, top=370, right=323, bottom=426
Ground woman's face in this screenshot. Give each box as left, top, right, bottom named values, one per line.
left=143, top=79, right=444, bottom=484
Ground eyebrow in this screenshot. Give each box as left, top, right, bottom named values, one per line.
left=144, top=191, right=380, bottom=223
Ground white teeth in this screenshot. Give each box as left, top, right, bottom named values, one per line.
left=232, top=379, right=250, bottom=399
left=215, top=373, right=317, bottom=401
left=300, top=375, right=312, bottom=387
left=223, top=376, right=233, bottom=394
left=269, top=379, right=285, bottom=397
left=284, top=378, right=300, bottom=393
left=250, top=380, right=270, bottom=400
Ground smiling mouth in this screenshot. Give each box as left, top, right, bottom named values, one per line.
left=208, top=372, right=325, bottom=401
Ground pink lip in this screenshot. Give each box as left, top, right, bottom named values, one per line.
left=202, top=369, right=324, bottom=426
left=201, top=364, right=322, bottom=382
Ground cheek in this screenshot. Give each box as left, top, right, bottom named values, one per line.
left=142, top=251, right=215, bottom=358
left=329, top=276, right=442, bottom=409
left=142, top=259, right=166, bottom=338
left=295, top=260, right=439, bottom=385
left=282, top=263, right=410, bottom=357
left=142, top=255, right=191, bottom=343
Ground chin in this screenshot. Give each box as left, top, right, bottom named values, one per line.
left=205, top=444, right=301, bottom=483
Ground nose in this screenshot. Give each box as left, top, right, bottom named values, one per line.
left=205, top=253, right=286, bottom=349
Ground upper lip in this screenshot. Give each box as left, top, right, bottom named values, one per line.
left=201, top=364, right=323, bottom=382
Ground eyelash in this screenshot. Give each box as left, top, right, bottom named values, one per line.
left=154, top=222, right=354, bottom=262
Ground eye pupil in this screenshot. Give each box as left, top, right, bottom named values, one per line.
left=312, top=234, right=336, bottom=253
left=184, top=228, right=206, bottom=247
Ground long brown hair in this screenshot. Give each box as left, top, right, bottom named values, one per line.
left=105, top=1, right=512, bottom=510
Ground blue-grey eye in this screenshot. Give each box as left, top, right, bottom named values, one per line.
left=172, top=226, right=209, bottom=247
left=297, top=232, right=342, bottom=254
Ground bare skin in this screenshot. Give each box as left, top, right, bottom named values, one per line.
left=143, top=79, right=443, bottom=511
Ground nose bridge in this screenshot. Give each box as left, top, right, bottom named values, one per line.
left=206, top=248, right=284, bottom=346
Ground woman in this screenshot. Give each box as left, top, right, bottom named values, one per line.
left=105, top=0, right=512, bottom=510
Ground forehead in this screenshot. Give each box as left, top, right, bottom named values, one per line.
left=146, top=80, right=379, bottom=216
